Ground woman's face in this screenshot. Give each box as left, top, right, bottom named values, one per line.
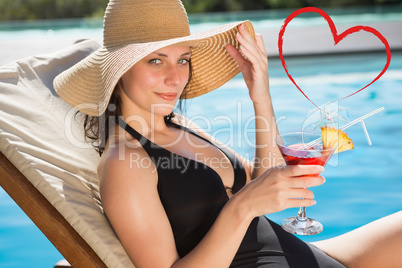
left=120, top=46, right=191, bottom=118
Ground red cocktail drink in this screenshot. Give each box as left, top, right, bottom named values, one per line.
left=275, top=133, right=335, bottom=235
left=280, top=144, right=333, bottom=167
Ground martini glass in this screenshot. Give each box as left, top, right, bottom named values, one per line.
left=275, top=132, right=335, bottom=235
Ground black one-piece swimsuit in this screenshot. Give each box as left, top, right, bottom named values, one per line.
left=119, top=118, right=345, bottom=268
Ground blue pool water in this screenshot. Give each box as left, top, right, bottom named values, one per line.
left=1, top=9, right=402, bottom=268
left=189, top=51, right=402, bottom=242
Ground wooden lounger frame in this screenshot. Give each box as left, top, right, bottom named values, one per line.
left=0, top=151, right=107, bottom=268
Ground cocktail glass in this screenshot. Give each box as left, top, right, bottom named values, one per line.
left=275, top=132, right=335, bottom=235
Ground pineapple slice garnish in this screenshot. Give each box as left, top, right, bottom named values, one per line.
left=321, top=126, right=354, bottom=154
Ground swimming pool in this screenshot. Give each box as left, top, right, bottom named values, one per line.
left=187, top=51, right=402, bottom=245
left=1, top=9, right=402, bottom=268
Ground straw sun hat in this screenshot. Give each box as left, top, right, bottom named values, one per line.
left=54, top=0, right=255, bottom=116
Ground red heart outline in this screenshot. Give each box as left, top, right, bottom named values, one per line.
left=278, top=7, right=391, bottom=108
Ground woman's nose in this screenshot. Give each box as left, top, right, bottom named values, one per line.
left=165, top=66, right=182, bottom=87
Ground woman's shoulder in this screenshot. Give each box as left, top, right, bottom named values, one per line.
left=97, top=136, right=157, bottom=190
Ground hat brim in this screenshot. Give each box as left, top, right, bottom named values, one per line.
left=54, top=20, right=255, bottom=116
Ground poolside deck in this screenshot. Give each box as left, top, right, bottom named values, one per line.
left=1, top=20, right=401, bottom=66
left=259, top=21, right=402, bottom=57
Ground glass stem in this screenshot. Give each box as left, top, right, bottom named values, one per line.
left=297, top=207, right=307, bottom=221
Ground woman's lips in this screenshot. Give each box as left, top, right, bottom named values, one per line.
left=154, top=92, right=178, bottom=101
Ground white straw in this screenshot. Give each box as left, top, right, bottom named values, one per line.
left=299, top=107, right=385, bottom=149
left=339, top=107, right=384, bottom=131
left=360, top=120, right=372, bottom=145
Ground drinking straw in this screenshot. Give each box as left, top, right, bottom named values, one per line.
left=338, top=107, right=384, bottom=132
left=360, top=121, right=372, bottom=146
left=300, top=107, right=385, bottom=149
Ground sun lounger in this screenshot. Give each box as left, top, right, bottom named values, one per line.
left=0, top=39, right=135, bottom=268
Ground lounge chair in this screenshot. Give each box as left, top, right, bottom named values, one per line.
left=0, top=39, right=135, bottom=268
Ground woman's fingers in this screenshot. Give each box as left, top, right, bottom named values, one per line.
left=277, top=165, right=326, bottom=188
left=244, top=165, right=325, bottom=215
left=289, top=187, right=315, bottom=200
left=290, top=175, right=326, bottom=188
left=282, top=183, right=319, bottom=208
left=272, top=187, right=316, bottom=212
left=287, top=197, right=317, bottom=207
left=236, top=27, right=264, bottom=66
left=255, top=34, right=267, bottom=58
left=283, top=164, right=324, bottom=177
left=225, top=43, right=247, bottom=67
left=237, top=24, right=256, bottom=48
left=267, top=165, right=326, bottom=209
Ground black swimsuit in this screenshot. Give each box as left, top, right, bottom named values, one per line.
left=119, top=118, right=345, bottom=267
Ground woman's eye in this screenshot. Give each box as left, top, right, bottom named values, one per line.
left=149, top=59, right=161, bottom=64
left=178, top=59, right=189, bottom=65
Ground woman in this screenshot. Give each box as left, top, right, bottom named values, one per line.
left=54, top=0, right=402, bottom=267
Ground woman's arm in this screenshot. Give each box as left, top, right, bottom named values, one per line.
left=99, top=146, right=180, bottom=267
left=226, top=24, right=284, bottom=179
left=99, top=143, right=325, bottom=268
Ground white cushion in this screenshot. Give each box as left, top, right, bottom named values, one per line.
left=0, top=39, right=135, bottom=268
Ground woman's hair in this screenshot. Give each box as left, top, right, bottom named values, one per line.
left=82, top=62, right=191, bottom=156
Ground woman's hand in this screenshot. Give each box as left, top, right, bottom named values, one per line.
left=234, top=165, right=326, bottom=218
left=226, top=24, right=270, bottom=105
